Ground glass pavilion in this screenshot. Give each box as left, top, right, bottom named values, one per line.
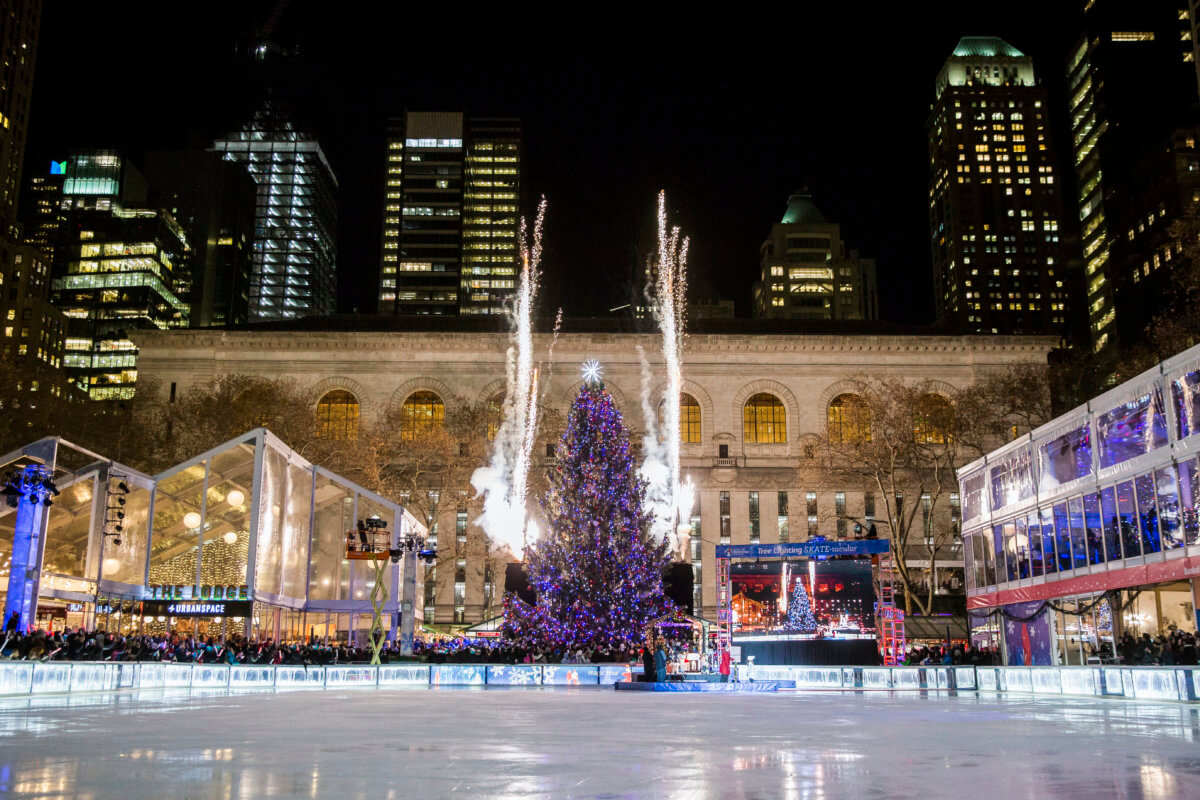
left=0, top=428, right=424, bottom=643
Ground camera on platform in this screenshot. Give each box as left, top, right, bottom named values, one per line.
left=363, top=515, right=388, bottom=530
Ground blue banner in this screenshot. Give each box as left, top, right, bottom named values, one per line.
left=714, top=540, right=889, bottom=559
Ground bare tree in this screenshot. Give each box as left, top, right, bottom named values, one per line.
left=808, top=375, right=968, bottom=615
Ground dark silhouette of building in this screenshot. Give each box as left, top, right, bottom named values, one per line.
left=143, top=151, right=257, bottom=328
left=1066, top=2, right=1200, bottom=363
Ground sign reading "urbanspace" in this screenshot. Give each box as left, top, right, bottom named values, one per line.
left=141, top=600, right=254, bottom=618
left=714, top=541, right=889, bottom=559
left=148, top=584, right=250, bottom=601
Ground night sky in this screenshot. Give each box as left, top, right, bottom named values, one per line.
left=27, top=3, right=1081, bottom=322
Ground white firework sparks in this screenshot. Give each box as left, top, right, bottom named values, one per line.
left=640, top=190, right=690, bottom=548
left=471, top=197, right=547, bottom=558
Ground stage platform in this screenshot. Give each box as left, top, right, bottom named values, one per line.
left=614, top=681, right=794, bottom=693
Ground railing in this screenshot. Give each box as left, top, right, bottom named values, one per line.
left=0, top=661, right=644, bottom=695
left=1, top=661, right=1197, bottom=703
left=713, top=457, right=739, bottom=468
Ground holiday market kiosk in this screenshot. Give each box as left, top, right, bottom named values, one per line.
left=714, top=539, right=897, bottom=667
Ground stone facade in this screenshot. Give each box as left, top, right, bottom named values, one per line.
left=131, top=328, right=1056, bottom=625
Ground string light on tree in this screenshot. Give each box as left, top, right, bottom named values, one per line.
left=786, top=571, right=819, bottom=632
left=504, top=376, right=672, bottom=651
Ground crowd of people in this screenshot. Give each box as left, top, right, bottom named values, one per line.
left=1118, top=630, right=1199, bottom=665
left=0, top=627, right=651, bottom=665
left=5, top=623, right=1198, bottom=670
left=902, top=643, right=1000, bottom=666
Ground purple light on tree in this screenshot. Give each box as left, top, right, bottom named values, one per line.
left=504, top=366, right=673, bottom=651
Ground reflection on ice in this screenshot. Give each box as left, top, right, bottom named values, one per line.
left=0, top=689, right=1197, bottom=798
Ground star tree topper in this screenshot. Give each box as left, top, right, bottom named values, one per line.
left=581, top=359, right=603, bottom=385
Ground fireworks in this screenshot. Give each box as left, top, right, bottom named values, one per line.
left=640, top=190, right=691, bottom=549
left=471, top=197, right=547, bottom=557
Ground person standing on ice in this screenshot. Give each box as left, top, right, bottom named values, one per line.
left=654, top=637, right=667, bottom=682
left=641, top=638, right=656, bottom=682
left=718, top=648, right=731, bottom=683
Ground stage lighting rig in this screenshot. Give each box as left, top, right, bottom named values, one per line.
left=1, top=465, right=58, bottom=508
left=104, top=475, right=130, bottom=546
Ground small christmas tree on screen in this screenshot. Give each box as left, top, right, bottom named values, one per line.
left=504, top=361, right=672, bottom=651
left=786, top=575, right=818, bottom=631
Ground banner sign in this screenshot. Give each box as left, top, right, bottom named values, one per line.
left=141, top=600, right=254, bottom=618
left=715, top=540, right=889, bottom=559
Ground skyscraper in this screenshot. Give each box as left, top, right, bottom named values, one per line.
left=927, top=37, right=1070, bottom=337
left=0, top=0, right=39, bottom=233
left=50, top=151, right=189, bottom=400
left=21, top=162, right=65, bottom=254
left=378, top=111, right=521, bottom=316
left=752, top=191, right=878, bottom=321
left=212, top=102, right=338, bottom=321
left=1067, top=2, right=1198, bottom=361
left=0, top=1, right=65, bottom=394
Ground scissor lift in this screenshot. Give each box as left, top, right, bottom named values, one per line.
left=875, top=551, right=906, bottom=666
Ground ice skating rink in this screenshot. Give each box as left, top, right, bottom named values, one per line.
left=1, top=687, right=1199, bottom=799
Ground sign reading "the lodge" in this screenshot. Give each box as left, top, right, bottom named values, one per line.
left=148, top=584, right=250, bottom=601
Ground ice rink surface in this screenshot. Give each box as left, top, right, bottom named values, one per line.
left=1, top=687, right=1200, bottom=800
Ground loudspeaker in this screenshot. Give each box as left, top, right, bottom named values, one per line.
left=663, top=562, right=694, bottom=615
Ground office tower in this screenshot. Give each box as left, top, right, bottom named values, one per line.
left=50, top=151, right=189, bottom=400
left=0, top=242, right=64, bottom=371
left=927, top=37, right=1070, bottom=337
left=0, top=0, right=65, bottom=397
left=0, top=0, right=39, bottom=233
left=21, top=162, right=65, bottom=254
left=378, top=112, right=521, bottom=315
left=212, top=102, right=338, bottom=321
left=143, top=151, right=257, bottom=328
left=752, top=192, right=878, bottom=321
left=1068, top=2, right=1199, bottom=360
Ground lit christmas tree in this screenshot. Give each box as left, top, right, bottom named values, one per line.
left=504, top=362, right=673, bottom=651
left=786, top=575, right=818, bottom=632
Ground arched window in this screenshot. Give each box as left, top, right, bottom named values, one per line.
left=658, top=393, right=702, bottom=443
left=402, top=391, right=444, bottom=440
left=828, top=393, right=870, bottom=444
left=486, top=393, right=505, bottom=441
left=316, top=390, right=359, bottom=440
left=743, top=393, right=787, bottom=443
left=914, top=394, right=954, bottom=444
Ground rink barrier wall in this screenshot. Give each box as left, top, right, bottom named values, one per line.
left=1, top=662, right=1198, bottom=703
left=975, top=666, right=1200, bottom=703
left=0, top=662, right=643, bottom=695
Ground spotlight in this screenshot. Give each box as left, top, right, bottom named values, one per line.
left=42, top=496, right=53, bottom=507
left=112, top=539, right=121, bottom=547
left=116, top=481, right=128, bottom=493
left=116, top=496, right=125, bottom=506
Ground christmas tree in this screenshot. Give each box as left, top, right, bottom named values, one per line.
left=504, top=363, right=673, bottom=651
left=786, top=575, right=818, bottom=631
